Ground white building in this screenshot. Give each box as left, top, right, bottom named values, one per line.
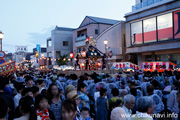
left=47, top=26, right=74, bottom=66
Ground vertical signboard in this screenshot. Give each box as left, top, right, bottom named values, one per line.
left=174, top=10, right=180, bottom=39
left=36, top=44, right=41, bottom=58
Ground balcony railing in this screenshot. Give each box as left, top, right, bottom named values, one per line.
left=132, top=0, right=164, bottom=11
left=75, top=35, right=87, bottom=42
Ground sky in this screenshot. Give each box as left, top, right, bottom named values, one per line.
left=0, top=0, right=135, bottom=53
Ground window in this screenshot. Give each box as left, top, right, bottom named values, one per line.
left=157, top=13, right=173, bottom=41
left=77, top=48, right=81, bottom=53
left=131, top=21, right=143, bottom=44
left=56, top=51, right=61, bottom=59
left=48, top=40, right=52, bottom=47
left=174, top=10, right=180, bottom=39
left=63, top=41, right=68, bottom=46
left=95, top=29, right=98, bottom=34
left=143, top=17, right=157, bottom=43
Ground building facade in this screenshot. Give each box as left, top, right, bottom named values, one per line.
left=125, top=0, right=180, bottom=66
left=96, top=21, right=126, bottom=62
left=47, top=26, right=74, bottom=65
left=73, top=16, right=119, bottom=55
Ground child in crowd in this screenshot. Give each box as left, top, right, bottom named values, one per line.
left=35, top=94, right=55, bottom=120
left=96, top=87, right=109, bottom=120
left=80, top=107, right=92, bottom=120
left=78, top=83, right=90, bottom=110
left=61, top=99, right=77, bottom=120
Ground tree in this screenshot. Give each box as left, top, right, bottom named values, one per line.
left=56, top=54, right=68, bottom=66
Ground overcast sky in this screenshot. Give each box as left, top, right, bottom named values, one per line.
left=0, top=0, right=135, bottom=53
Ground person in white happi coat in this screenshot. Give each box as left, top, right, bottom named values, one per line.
left=147, top=85, right=164, bottom=114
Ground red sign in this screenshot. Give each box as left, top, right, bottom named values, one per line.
left=0, top=51, right=5, bottom=58
left=0, top=61, right=16, bottom=75
left=108, top=51, right=113, bottom=58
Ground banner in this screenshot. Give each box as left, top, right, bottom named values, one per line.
left=0, top=61, right=16, bottom=75
left=36, top=44, right=41, bottom=58
left=141, top=61, right=177, bottom=72
left=112, top=62, right=139, bottom=70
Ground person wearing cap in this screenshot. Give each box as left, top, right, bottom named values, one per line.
left=67, top=90, right=83, bottom=120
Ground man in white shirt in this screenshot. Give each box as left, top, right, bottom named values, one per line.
left=14, top=84, right=25, bottom=108
left=122, top=94, right=135, bottom=120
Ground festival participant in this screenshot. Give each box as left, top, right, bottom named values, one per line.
left=67, top=90, right=83, bottom=120
left=77, top=83, right=90, bottom=110
left=35, top=94, right=55, bottom=120
left=122, top=94, right=135, bottom=120
left=109, top=88, right=123, bottom=111
left=131, top=97, right=154, bottom=120
left=61, top=99, right=77, bottom=120
left=21, top=88, right=34, bottom=98
left=4, top=77, right=13, bottom=97
left=0, top=97, right=9, bottom=120
left=35, top=80, right=46, bottom=93
left=14, top=84, right=25, bottom=109
left=0, top=76, right=14, bottom=120
left=111, top=107, right=126, bottom=120
left=167, top=85, right=180, bottom=115
left=31, top=86, right=40, bottom=98
left=25, top=76, right=34, bottom=88
left=146, top=85, right=164, bottom=114
left=16, top=73, right=25, bottom=83
left=80, top=107, right=92, bottom=120
left=14, top=96, right=38, bottom=120
left=47, top=83, right=62, bottom=120
left=96, top=87, right=109, bottom=120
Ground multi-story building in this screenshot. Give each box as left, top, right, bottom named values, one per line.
left=125, top=0, right=180, bottom=66
left=96, top=21, right=126, bottom=63
left=4, top=53, right=13, bottom=62
left=47, top=26, right=74, bottom=66
left=73, top=16, right=119, bottom=54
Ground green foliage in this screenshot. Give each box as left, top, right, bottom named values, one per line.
left=56, top=54, right=68, bottom=66
left=28, top=62, right=32, bottom=68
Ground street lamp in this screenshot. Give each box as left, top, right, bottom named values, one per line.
left=104, top=40, right=108, bottom=45
left=104, top=40, right=108, bottom=70
left=0, top=31, right=4, bottom=51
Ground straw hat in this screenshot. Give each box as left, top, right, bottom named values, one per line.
left=65, top=85, right=75, bottom=94
left=67, top=90, right=81, bottom=99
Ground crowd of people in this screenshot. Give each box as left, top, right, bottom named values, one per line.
left=0, top=69, right=180, bottom=120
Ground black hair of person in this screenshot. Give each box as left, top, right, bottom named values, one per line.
left=22, top=88, right=33, bottom=97
left=77, top=82, right=87, bottom=91
left=35, top=80, right=44, bottom=85
left=100, top=87, right=107, bottom=96
left=130, top=88, right=137, bottom=96
left=25, top=76, right=33, bottom=82
left=19, top=96, right=37, bottom=120
left=114, top=99, right=123, bottom=107
left=0, top=97, right=8, bottom=119
left=61, top=99, right=77, bottom=112
left=31, top=86, right=39, bottom=94
left=35, top=94, right=48, bottom=109
left=0, top=76, right=6, bottom=90
left=80, top=107, right=90, bottom=113
left=47, top=83, right=60, bottom=103
left=111, top=88, right=119, bottom=97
